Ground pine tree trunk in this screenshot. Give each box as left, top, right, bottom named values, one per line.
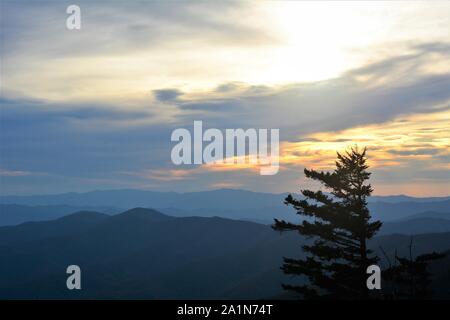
left=360, top=236, right=368, bottom=299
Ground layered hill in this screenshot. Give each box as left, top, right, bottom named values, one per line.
left=1, top=208, right=449, bottom=299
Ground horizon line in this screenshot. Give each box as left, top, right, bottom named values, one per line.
left=1, top=187, right=449, bottom=199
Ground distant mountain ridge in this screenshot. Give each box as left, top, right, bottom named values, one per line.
left=0, top=204, right=121, bottom=226
left=1, top=189, right=449, bottom=225
left=2, top=188, right=449, bottom=207
left=369, top=195, right=450, bottom=203
left=0, top=189, right=286, bottom=208
left=400, top=211, right=450, bottom=221
left=379, top=218, right=450, bottom=235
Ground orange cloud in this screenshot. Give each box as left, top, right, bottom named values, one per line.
left=279, top=109, right=450, bottom=171
left=122, top=168, right=195, bottom=182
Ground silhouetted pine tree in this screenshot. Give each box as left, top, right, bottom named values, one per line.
left=383, top=239, right=445, bottom=299
left=273, top=147, right=382, bottom=299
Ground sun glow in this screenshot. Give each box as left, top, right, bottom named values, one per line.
left=252, top=1, right=450, bottom=85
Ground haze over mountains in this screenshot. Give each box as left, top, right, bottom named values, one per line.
left=0, top=204, right=121, bottom=226
left=1, top=189, right=449, bottom=226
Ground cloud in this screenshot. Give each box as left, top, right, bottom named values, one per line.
left=209, top=182, right=243, bottom=189
left=0, top=169, right=31, bottom=177
left=179, top=99, right=245, bottom=111
left=386, top=148, right=442, bottom=156
left=122, top=169, right=194, bottom=182
left=1, top=1, right=273, bottom=58
left=153, top=89, right=183, bottom=102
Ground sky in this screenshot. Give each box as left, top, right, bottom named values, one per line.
left=0, top=0, right=449, bottom=196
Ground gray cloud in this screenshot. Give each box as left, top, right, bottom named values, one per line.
left=1, top=1, right=274, bottom=59
left=386, top=148, right=443, bottom=156
left=153, top=89, right=183, bottom=102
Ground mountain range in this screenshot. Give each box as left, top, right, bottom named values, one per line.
left=0, top=207, right=449, bottom=299
left=1, top=189, right=449, bottom=225
left=1, top=189, right=449, bottom=299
